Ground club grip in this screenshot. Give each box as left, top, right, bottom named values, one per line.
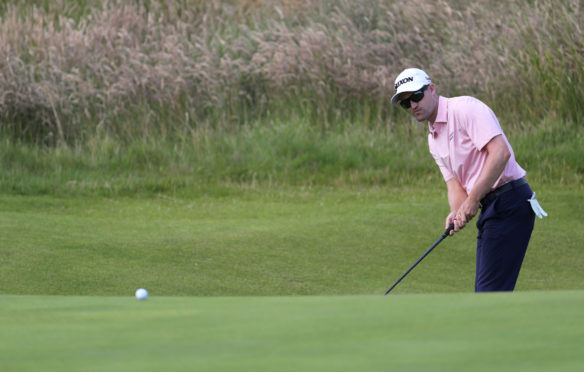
left=443, top=223, right=455, bottom=238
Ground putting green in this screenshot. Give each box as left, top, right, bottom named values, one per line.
left=1, top=291, right=582, bottom=371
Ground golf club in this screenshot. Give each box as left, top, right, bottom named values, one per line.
left=384, top=224, right=455, bottom=295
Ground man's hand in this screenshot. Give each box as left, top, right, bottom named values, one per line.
left=453, top=196, right=480, bottom=232
left=445, top=212, right=456, bottom=236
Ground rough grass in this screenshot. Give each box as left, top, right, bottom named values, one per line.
left=0, top=117, right=582, bottom=195
left=0, top=0, right=582, bottom=143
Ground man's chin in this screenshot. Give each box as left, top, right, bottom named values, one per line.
left=414, top=113, right=427, bottom=122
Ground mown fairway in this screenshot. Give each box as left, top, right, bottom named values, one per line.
left=1, top=184, right=581, bottom=372
left=1, top=291, right=582, bottom=372
left=1, top=186, right=581, bottom=296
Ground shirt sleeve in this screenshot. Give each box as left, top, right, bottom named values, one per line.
left=458, top=97, right=503, bottom=151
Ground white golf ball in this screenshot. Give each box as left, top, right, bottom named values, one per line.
left=135, top=288, right=148, bottom=300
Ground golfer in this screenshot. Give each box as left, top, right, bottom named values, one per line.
left=391, top=68, right=546, bottom=292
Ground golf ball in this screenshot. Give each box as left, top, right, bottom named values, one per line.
left=135, top=288, right=148, bottom=300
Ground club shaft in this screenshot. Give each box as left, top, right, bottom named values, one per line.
left=384, top=225, right=453, bottom=295
left=384, top=236, right=445, bottom=294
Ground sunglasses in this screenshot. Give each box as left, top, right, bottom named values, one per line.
left=399, top=85, right=429, bottom=109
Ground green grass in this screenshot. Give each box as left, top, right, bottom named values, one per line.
left=1, top=118, right=582, bottom=196
left=1, top=185, right=581, bottom=296
left=0, top=120, right=438, bottom=195
left=1, top=291, right=582, bottom=371
left=0, top=2, right=581, bottom=369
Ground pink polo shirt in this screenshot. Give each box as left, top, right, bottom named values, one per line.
left=428, top=96, right=526, bottom=194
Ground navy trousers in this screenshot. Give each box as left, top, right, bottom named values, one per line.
left=475, top=183, right=535, bottom=292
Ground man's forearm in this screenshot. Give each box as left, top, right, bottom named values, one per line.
left=467, top=135, right=511, bottom=204
left=447, top=178, right=468, bottom=212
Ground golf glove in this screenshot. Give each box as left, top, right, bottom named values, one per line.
left=528, top=192, right=548, bottom=219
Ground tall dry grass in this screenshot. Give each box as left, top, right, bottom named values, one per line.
left=0, top=0, right=582, bottom=144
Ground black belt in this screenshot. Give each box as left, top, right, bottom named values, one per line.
left=480, top=177, right=528, bottom=208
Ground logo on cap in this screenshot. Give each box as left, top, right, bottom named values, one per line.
left=395, top=77, right=414, bottom=90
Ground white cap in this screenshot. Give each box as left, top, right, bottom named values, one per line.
left=390, top=68, right=432, bottom=104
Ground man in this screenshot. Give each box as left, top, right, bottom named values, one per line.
left=391, top=68, right=546, bottom=292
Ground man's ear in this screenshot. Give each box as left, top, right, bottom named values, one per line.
left=428, top=83, right=436, bottom=94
